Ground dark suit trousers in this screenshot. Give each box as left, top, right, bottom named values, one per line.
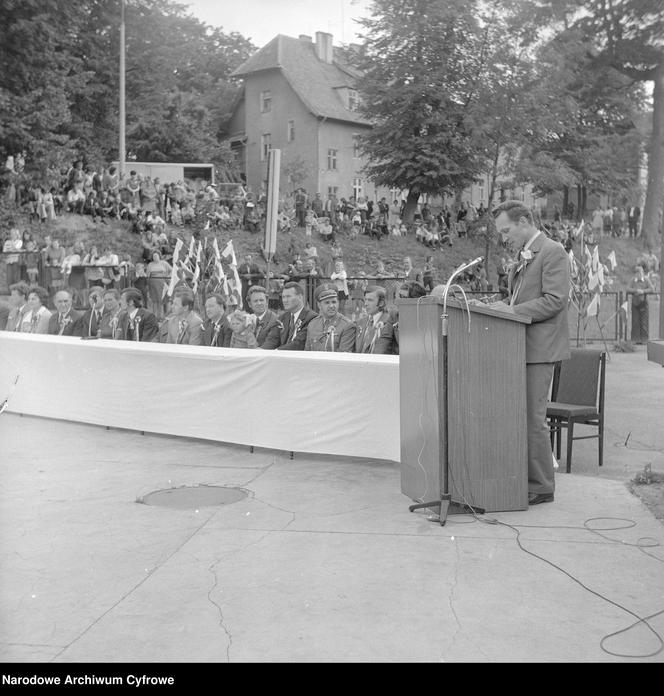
left=526, top=363, right=555, bottom=495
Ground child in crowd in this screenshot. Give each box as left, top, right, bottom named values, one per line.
left=228, top=310, right=258, bottom=349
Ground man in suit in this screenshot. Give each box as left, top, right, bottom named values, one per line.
left=117, top=288, right=160, bottom=342
left=3, top=281, right=30, bottom=332
left=238, top=254, right=263, bottom=307
left=163, top=289, right=204, bottom=345
left=276, top=281, right=317, bottom=350
left=48, top=289, right=83, bottom=336
left=247, top=285, right=282, bottom=349
left=202, top=293, right=232, bottom=348
left=628, top=204, right=641, bottom=238
left=491, top=200, right=570, bottom=506
left=355, top=286, right=391, bottom=354
left=305, top=284, right=356, bottom=352
left=74, top=287, right=105, bottom=338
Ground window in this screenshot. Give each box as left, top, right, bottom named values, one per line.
left=327, top=149, right=338, bottom=170
left=348, top=89, right=359, bottom=112
left=287, top=120, right=295, bottom=142
left=353, top=178, right=363, bottom=199
left=478, top=185, right=485, bottom=202
left=352, top=134, right=360, bottom=159
left=260, top=90, right=272, bottom=113
left=261, top=133, right=271, bottom=161
left=327, top=186, right=339, bottom=197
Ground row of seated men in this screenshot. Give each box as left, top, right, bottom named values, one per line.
left=1, top=280, right=430, bottom=355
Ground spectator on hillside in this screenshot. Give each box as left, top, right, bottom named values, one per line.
left=330, top=259, right=349, bottom=314
left=126, top=171, right=141, bottom=207
left=2, top=228, right=23, bottom=286
left=146, top=251, right=172, bottom=320
left=66, top=185, right=86, bottom=214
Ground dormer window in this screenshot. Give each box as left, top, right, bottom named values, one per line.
left=348, top=89, right=359, bottom=112
left=260, top=90, right=272, bottom=113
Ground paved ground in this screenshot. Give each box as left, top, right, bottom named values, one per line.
left=1, top=347, right=663, bottom=663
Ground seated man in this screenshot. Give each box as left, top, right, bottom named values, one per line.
left=304, top=284, right=356, bottom=352
left=116, top=288, right=160, bottom=342
left=48, top=289, right=83, bottom=336
left=4, top=281, right=30, bottom=332
left=74, top=286, right=105, bottom=338
left=202, top=293, right=232, bottom=348
left=355, top=286, right=391, bottom=354
left=276, top=281, right=318, bottom=351
left=163, top=289, right=204, bottom=345
left=247, top=285, right=282, bottom=349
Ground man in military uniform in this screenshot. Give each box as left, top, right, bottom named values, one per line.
left=305, top=284, right=356, bottom=352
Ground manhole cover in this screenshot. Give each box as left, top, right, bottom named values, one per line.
left=140, top=486, right=248, bottom=510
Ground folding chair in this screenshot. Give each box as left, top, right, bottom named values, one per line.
left=547, top=348, right=606, bottom=473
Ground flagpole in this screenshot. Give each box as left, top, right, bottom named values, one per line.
left=119, top=0, right=126, bottom=179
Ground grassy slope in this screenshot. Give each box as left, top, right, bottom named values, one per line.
left=10, top=211, right=661, bottom=291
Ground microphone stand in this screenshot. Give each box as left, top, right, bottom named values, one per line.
left=408, top=257, right=486, bottom=525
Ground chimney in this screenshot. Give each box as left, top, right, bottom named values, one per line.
left=299, top=34, right=312, bottom=42
left=315, top=31, right=333, bottom=64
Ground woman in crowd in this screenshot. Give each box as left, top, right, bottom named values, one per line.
left=629, top=264, right=656, bottom=345
left=19, top=286, right=52, bottom=333
left=146, top=250, right=172, bottom=320
left=2, top=228, right=23, bottom=286
left=228, top=310, right=258, bottom=349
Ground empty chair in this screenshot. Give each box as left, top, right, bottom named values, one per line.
left=547, top=348, right=606, bottom=473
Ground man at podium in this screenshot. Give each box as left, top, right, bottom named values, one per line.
left=491, top=201, right=570, bottom=506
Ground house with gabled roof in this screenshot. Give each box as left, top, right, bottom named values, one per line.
left=227, top=31, right=382, bottom=204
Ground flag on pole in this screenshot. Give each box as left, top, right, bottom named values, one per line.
left=588, top=271, right=599, bottom=292
left=591, top=245, right=600, bottom=272
left=221, top=240, right=237, bottom=267
left=586, top=293, right=599, bottom=317
left=167, top=238, right=184, bottom=297
left=620, top=300, right=629, bottom=314
left=607, top=250, right=617, bottom=270
left=573, top=219, right=584, bottom=237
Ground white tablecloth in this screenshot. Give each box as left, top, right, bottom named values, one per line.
left=0, top=333, right=400, bottom=462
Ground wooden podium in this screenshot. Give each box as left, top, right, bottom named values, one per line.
left=399, top=297, right=531, bottom=513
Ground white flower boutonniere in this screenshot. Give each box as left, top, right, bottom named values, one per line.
left=515, top=248, right=535, bottom=275
left=520, top=249, right=534, bottom=262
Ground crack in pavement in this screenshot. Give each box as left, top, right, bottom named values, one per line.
left=49, top=509, right=223, bottom=662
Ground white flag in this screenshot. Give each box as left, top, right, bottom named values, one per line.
left=586, top=293, right=599, bottom=317
left=607, top=250, right=617, bottom=270
left=591, top=245, right=600, bottom=272
left=620, top=300, right=629, bottom=314
left=167, top=239, right=184, bottom=297
left=573, top=219, right=584, bottom=237
left=588, top=271, right=599, bottom=292
left=221, top=240, right=237, bottom=267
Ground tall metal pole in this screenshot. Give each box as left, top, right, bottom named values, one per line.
left=119, top=0, right=126, bottom=179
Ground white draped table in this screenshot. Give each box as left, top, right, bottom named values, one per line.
left=0, top=333, right=400, bottom=462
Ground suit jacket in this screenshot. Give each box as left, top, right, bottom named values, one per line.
left=48, top=309, right=83, bottom=336
left=3, top=303, right=28, bottom=332
left=509, top=233, right=570, bottom=364
left=254, top=309, right=282, bottom=349
left=277, top=307, right=318, bottom=350
left=75, top=307, right=105, bottom=337
left=117, top=308, right=160, bottom=342
left=373, top=308, right=399, bottom=355
left=163, top=312, right=204, bottom=345
left=355, top=310, right=391, bottom=353
left=202, top=316, right=232, bottom=348
left=305, top=313, right=356, bottom=352
left=628, top=206, right=641, bottom=221
left=98, top=309, right=121, bottom=339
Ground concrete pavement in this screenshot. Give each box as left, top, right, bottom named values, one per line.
left=1, top=348, right=663, bottom=663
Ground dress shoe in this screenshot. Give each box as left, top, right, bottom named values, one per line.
left=528, top=492, right=554, bottom=505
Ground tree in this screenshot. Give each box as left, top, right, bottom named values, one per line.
left=354, top=0, right=488, bottom=221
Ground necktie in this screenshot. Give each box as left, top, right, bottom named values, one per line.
left=364, top=317, right=374, bottom=351
left=177, top=320, right=187, bottom=344
left=289, top=315, right=298, bottom=342
left=211, top=322, right=220, bottom=346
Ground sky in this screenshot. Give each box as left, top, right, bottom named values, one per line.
left=182, top=0, right=373, bottom=48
